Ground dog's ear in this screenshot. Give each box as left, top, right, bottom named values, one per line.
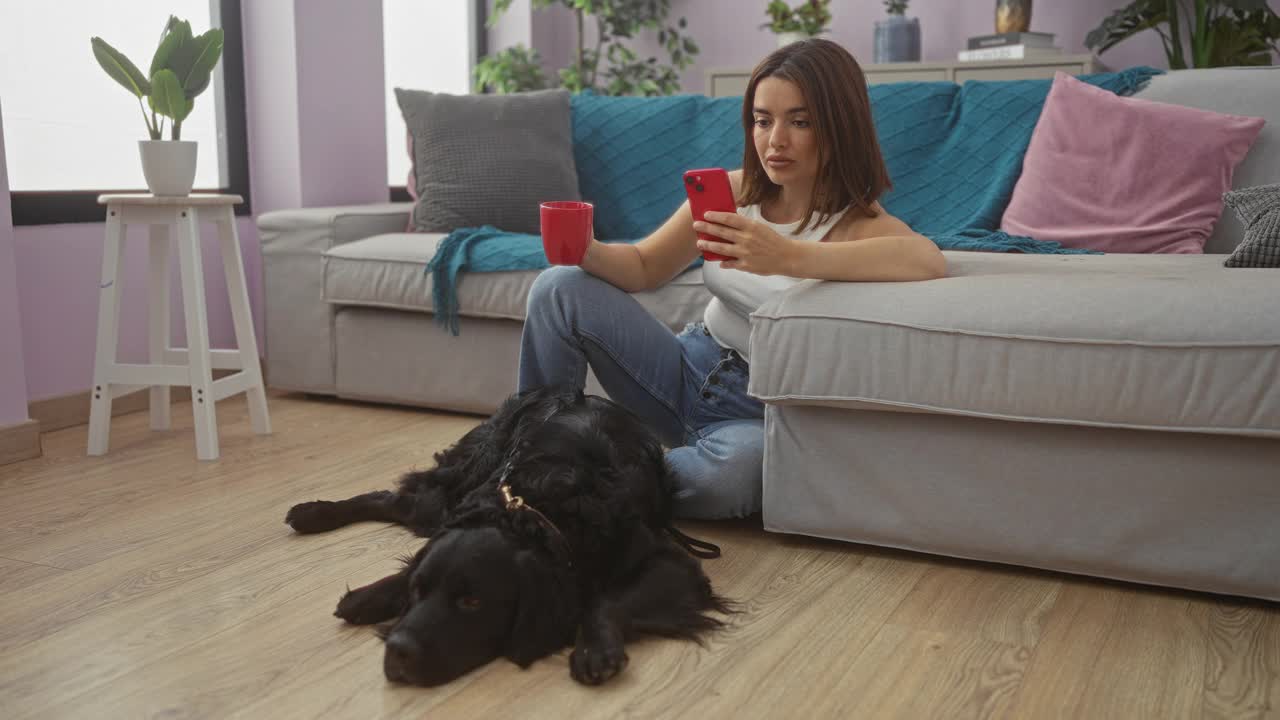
left=505, top=549, right=578, bottom=668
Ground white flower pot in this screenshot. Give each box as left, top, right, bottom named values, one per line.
left=138, top=140, right=197, bottom=197
left=777, top=31, right=808, bottom=48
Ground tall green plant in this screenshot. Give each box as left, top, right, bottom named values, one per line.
left=92, top=16, right=225, bottom=140
left=475, top=45, right=551, bottom=93
left=481, top=0, right=698, bottom=96
left=1085, top=0, right=1280, bottom=68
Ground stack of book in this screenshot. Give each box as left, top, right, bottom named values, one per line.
left=957, top=31, right=1060, bottom=61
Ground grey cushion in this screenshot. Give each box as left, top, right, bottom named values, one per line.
left=1224, top=184, right=1280, bottom=268
left=322, top=233, right=712, bottom=329
left=395, top=88, right=580, bottom=234
left=1132, top=67, right=1280, bottom=254
left=747, top=251, right=1280, bottom=437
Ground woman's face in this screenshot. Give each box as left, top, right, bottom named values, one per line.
left=752, top=76, right=818, bottom=188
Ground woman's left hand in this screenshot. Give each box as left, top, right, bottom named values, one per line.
left=694, top=211, right=799, bottom=275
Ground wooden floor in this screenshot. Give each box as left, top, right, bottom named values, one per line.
left=1, top=394, right=1278, bottom=720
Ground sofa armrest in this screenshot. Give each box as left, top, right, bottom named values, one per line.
left=258, top=203, right=412, bottom=253
left=257, top=203, right=413, bottom=394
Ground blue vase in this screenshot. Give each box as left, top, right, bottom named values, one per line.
left=873, top=16, right=921, bottom=63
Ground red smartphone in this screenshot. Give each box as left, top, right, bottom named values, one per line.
left=683, top=168, right=736, bottom=262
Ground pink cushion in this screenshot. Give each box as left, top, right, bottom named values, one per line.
left=1001, top=72, right=1265, bottom=254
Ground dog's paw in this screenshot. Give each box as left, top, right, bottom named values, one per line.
left=570, top=644, right=629, bottom=685
left=285, top=501, right=343, bottom=534
left=334, top=587, right=393, bottom=625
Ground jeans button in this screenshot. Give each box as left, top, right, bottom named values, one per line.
left=701, top=390, right=712, bottom=399
left=708, top=374, right=719, bottom=385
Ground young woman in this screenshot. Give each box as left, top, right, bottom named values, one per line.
left=518, top=39, right=945, bottom=519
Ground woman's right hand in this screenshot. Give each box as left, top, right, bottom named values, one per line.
left=579, top=169, right=743, bottom=291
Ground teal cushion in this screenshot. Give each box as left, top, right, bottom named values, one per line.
left=870, top=67, right=1163, bottom=236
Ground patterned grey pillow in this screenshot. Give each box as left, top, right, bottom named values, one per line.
left=395, top=88, right=580, bottom=235
left=1223, top=183, right=1280, bottom=268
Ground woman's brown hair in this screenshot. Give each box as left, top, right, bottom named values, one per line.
left=737, top=38, right=892, bottom=232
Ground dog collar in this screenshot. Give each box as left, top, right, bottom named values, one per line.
left=495, top=459, right=574, bottom=568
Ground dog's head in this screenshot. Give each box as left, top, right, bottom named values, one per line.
left=381, top=525, right=578, bottom=686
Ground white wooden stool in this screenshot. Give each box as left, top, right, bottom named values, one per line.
left=88, top=193, right=270, bottom=460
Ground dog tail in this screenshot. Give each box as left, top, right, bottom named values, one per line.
left=666, top=525, right=721, bottom=559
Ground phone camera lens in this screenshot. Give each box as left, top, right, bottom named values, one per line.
left=695, top=184, right=704, bottom=192
left=684, top=176, right=694, bottom=184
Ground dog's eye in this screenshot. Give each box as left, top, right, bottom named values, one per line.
left=456, top=595, right=482, bottom=611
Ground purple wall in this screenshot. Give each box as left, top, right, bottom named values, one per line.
left=535, top=0, right=1169, bottom=94
left=6, top=0, right=390, bottom=405
left=0, top=104, right=30, bottom=426
left=12, top=218, right=262, bottom=402
left=293, top=1, right=388, bottom=208
left=243, top=0, right=302, bottom=213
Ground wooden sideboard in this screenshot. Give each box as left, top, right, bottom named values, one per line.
left=706, top=53, right=1101, bottom=97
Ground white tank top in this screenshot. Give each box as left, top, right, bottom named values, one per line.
left=702, top=203, right=849, bottom=361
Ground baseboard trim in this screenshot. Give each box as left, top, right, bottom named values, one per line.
left=0, top=419, right=42, bottom=466
left=29, top=368, right=239, bottom=435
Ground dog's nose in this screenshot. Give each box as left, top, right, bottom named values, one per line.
left=383, top=633, right=421, bottom=683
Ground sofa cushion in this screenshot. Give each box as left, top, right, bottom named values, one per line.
left=395, top=88, right=580, bottom=235
left=1223, top=183, right=1280, bottom=268
left=747, top=252, right=1280, bottom=438
left=1000, top=72, right=1264, bottom=254
left=1131, top=67, right=1280, bottom=254
left=322, top=234, right=711, bottom=328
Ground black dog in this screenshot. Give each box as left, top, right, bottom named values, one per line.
left=285, top=386, right=730, bottom=686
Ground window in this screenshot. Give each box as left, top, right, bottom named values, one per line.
left=2, top=0, right=249, bottom=224
left=383, top=0, right=485, bottom=200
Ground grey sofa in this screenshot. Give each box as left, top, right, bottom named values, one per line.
left=258, top=67, right=1280, bottom=601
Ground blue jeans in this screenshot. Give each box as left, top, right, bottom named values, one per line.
left=518, top=265, right=765, bottom=519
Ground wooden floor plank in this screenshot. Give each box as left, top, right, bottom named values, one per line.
left=1196, top=600, right=1280, bottom=719
left=884, top=561, right=1062, bottom=648
left=1, top=393, right=1278, bottom=719
left=823, top=623, right=1030, bottom=719
left=1006, top=582, right=1213, bottom=719
left=0, top=557, right=66, bottom=592
left=0, top=398, right=473, bottom=570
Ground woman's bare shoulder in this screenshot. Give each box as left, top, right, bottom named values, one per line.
left=833, top=202, right=917, bottom=242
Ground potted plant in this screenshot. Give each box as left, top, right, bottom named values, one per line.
left=1085, top=0, right=1278, bottom=68
left=763, top=1, right=833, bottom=48
left=91, top=17, right=224, bottom=196
left=480, top=0, right=697, bottom=96
left=874, top=0, right=922, bottom=63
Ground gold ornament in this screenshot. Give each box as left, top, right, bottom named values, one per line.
left=996, top=0, right=1032, bottom=33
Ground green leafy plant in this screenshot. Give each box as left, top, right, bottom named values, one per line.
left=763, top=0, right=833, bottom=36
left=482, top=0, right=698, bottom=96
left=1085, top=0, right=1280, bottom=68
left=884, top=0, right=910, bottom=16
left=474, top=45, right=551, bottom=93
left=91, top=16, right=224, bottom=140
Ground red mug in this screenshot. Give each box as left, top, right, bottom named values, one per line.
left=540, top=201, right=593, bottom=265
